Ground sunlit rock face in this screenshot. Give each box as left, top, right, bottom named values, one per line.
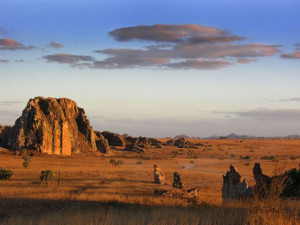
left=7, top=97, right=99, bottom=155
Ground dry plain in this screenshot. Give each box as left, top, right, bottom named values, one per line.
left=0, top=138, right=299, bottom=225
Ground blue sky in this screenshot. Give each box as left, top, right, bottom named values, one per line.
left=0, top=0, right=300, bottom=137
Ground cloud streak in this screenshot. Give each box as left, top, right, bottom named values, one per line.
left=215, top=109, right=300, bottom=122
left=0, top=38, right=34, bottom=50
left=0, top=59, right=9, bottom=63
left=280, top=43, right=300, bottom=59
left=43, top=54, right=94, bottom=65
left=48, top=41, right=64, bottom=49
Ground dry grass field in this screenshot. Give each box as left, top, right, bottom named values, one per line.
left=0, top=138, right=299, bottom=225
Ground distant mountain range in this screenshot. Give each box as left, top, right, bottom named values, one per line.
left=174, top=133, right=300, bottom=139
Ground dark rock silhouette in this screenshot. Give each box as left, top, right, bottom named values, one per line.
left=0, top=125, right=12, bottom=148
left=173, top=172, right=183, bottom=189
left=102, top=131, right=127, bottom=147
left=222, top=165, right=252, bottom=200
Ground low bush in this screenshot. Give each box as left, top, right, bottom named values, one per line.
left=109, top=159, right=124, bottom=167
left=23, top=156, right=32, bottom=168
left=40, top=170, right=55, bottom=184
left=240, top=155, right=251, bottom=160
left=261, top=155, right=276, bottom=160
left=0, top=167, right=13, bottom=180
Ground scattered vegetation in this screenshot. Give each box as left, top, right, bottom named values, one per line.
left=40, top=170, right=55, bottom=184
left=0, top=167, right=13, bottom=180
left=140, top=153, right=151, bottom=160
left=240, top=155, right=251, bottom=160
left=290, top=155, right=300, bottom=160
left=261, top=155, right=276, bottom=161
left=136, top=161, right=142, bottom=165
left=109, top=159, right=124, bottom=166
left=22, top=156, right=32, bottom=168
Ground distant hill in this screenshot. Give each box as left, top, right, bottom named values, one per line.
left=176, top=133, right=300, bottom=139
left=285, top=134, right=300, bottom=139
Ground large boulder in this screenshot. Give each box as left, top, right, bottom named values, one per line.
left=222, top=165, right=252, bottom=200
left=101, top=131, right=127, bottom=147
left=7, top=97, right=102, bottom=155
left=174, top=138, right=195, bottom=148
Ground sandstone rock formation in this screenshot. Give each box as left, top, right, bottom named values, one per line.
left=154, top=164, right=165, bottom=184
left=173, top=172, right=183, bottom=189
left=222, top=165, right=252, bottom=200
left=253, top=163, right=300, bottom=198
left=253, top=163, right=272, bottom=198
left=0, top=125, right=12, bottom=148
left=101, top=131, right=126, bottom=147
left=7, top=97, right=107, bottom=155
left=94, top=131, right=111, bottom=153
left=281, top=165, right=300, bottom=198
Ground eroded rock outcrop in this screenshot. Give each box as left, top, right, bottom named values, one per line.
left=102, top=131, right=127, bottom=147
left=7, top=97, right=104, bottom=155
left=154, top=164, right=165, bottom=184
left=173, top=172, right=183, bottom=189
left=222, top=165, right=252, bottom=200
left=94, top=131, right=111, bottom=153
left=0, top=125, right=12, bottom=148
left=253, top=163, right=300, bottom=198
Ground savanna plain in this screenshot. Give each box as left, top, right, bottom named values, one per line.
left=0, top=138, right=299, bottom=225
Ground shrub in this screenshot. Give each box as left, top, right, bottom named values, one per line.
left=136, top=161, right=142, bottom=165
left=230, top=154, right=236, bottom=158
left=23, top=156, right=32, bottom=168
left=240, top=155, right=251, bottom=160
left=109, top=159, right=124, bottom=167
left=0, top=167, right=13, bottom=180
left=261, top=155, right=276, bottom=160
left=40, top=170, right=55, bottom=184
left=140, top=153, right=151, bottom=160
left=290, top=155, right=300, bottom=160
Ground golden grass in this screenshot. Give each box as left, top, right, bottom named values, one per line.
left=0, top=138, right=299, bottom=224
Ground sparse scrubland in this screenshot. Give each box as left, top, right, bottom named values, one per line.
left=0, top=138, right=299, bottom=225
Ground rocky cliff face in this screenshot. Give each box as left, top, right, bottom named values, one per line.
left=7, top=97, right=104, bottom=155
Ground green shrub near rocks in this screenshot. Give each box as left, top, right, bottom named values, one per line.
left=0, top=167, right=13, bottom=180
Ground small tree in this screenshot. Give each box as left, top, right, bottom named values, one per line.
left=0, top=167, right=13, bottom=180
left=40, top=170, right=55, bottom=184
left=23, top=156, right=32, bottom=168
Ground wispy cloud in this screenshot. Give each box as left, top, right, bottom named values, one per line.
left=279, top=97, right=300, bottom=102
left=280, top=43, right=300, bottom=59
left=43, top=54, right=94, bottom=65
left=214, top=108, right=300, bottom=121
left=237, top=58, right=257, bottom=64
left=43, top=24, right=281, bottom=70
left=48, top=41, right=64, bottom=49
left=0, top=100, right=24, bottom=105
left=0, top=59, right=9, bottom=63
left=0, top=38, right=35, bottom=50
